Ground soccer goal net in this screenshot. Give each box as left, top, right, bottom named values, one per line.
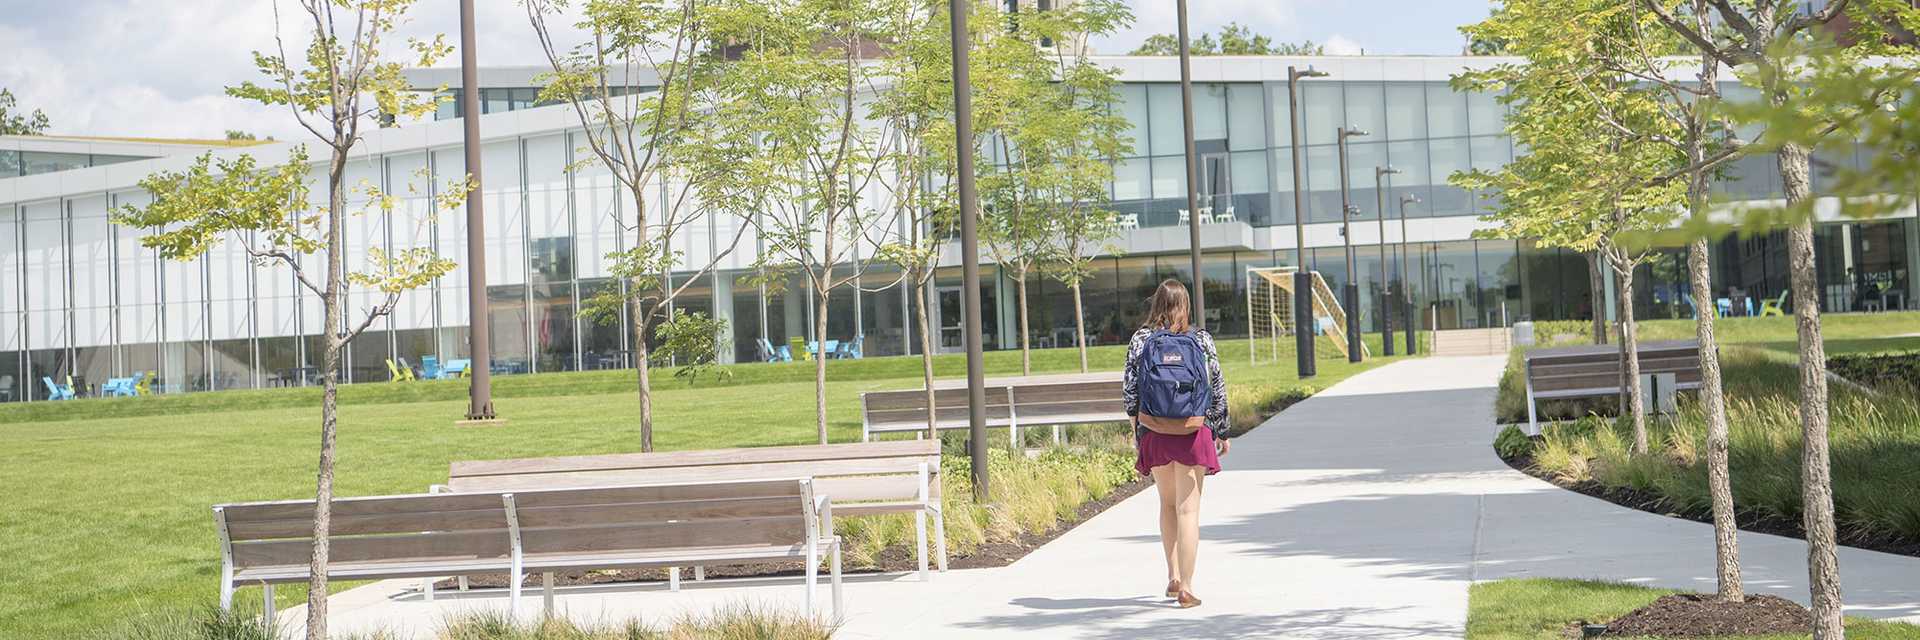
left=1245, top=266, right=1367, bottom=365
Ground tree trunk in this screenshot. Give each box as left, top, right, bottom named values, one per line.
left=1015, top=271, right=1031, bottom=376
left=305, top=158, right=349, bottom=640
left=814, top=284, right=831, bottom=444
left=916, top=274, right=938, bottom=440
left=633, top=298, right=655, bottom=452
left=1690, top=236, right=1744, bottom=601
left=1589, top=251, right=1609, bottom=345
left=1072, top=281, right=1088, bottom=373
left=1780, top=141, right=1843, bottom=638
left=1615, top=267, right=1629, bottom=415
left=1616, top=260, right=1647, bottom=455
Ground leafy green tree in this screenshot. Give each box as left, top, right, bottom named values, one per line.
left=1130, top=22, right=1318, bottom=56
left=114, top=3, right=460, bottom=636
left=1640, top=2, right=1920, bottom=632
left=702, top=0, right=904, bottom=443
left=974, top=0, right=1130, bottom=376
left=525, top=0, right=747, bottom=452
left=1468, top=0, right=1756, bottom=601
left=0, top=88, right=50, bottom=135
left=872, top=0, right=962, bottom=436
left=1455, top=0, right=1689, bottom=459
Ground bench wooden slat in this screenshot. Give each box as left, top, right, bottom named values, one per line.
left=220, top=492, right=506, bottom=524
left=522, top=516, right=805, bottom=555
left=232, top=529, right=510, bottom=568
left=452, top=440, right=937, bottom=478
left=513, top=496, right=802, bottom=528
left=225, top=507, right=510, bottom=541
left=452, top=458, right=930, bottom=493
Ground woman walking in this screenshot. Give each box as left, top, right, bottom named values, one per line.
left=1123, top=278, right=1230, bottom=609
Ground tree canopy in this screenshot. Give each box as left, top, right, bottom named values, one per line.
left=1129, top=22, right=1319, bottom=56
left=0, top=88, right=51, bottom=135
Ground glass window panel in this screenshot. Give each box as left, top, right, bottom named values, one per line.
left=1227, top=83, right=1267, bottom=151
left=21, top=152, right=90, bottom=175
left=1270, top=147, right=1298, bottom=226
left=1346, top=142, right=1388, bottom=223
left=1113, top=158, right=1150, bottom=201
left=1428, top=137, right=1472, bottom=216
left=1150, top=156, right=1187, bottom=200
left=1385, top=83, right=1428, bottom=140
left=1468, top=89, right=1507, bottom=137
left=1194, top=83, right=1228, bottom=142
left=1386, top=140, right=1433, bottom=216
left=1267, top=84, right=1296, bottom=148
left=1148, top=84, right=1184, bottom=155
left=1302, top=83, right=1345, bottom=146
left=0, top=150, right=19, bottom=177
left=1116, top=84, right=1150, bottom=156
left=1305, top=145, right=1342, bottom=223
left=1344, top=83, right=1386, bottom=141
left=1426, top=83, right=1469, bottom=138
left=68, top=198, right=112, bottom=309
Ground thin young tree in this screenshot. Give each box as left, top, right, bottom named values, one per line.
left=1641, top=2, right=1920, bottom=632
left=116, top=3, right=463, bottom=636
left=705, top=0, right=902, bottom=443
left=1456, top=2, right=1687, bottom=455
left=525, top=0, right=750, bottom=452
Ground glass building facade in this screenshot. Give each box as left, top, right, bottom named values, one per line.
left=1, top=57, right=1915, bottom=402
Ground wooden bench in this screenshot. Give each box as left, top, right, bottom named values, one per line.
left=444, top=439, right=946, bottom=582
left=860, top=373, right=1128, bottom=445
left=1523, top=339, right=1704, bottom=435
left=212, top=479, right=842, bottom=622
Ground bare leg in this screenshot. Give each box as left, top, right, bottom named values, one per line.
left=1172, top=462, right=1205, bottom=590
left=1151, top=464, right=1180, bottom=585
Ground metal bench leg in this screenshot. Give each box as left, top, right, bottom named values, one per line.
left=1525, top=374, right=1540, bottom=437
left=542, top=572, right=554, bottom=617
left=694, top=565, right=704, bottom=581
left=261, top=584, right=275, bottom=628
left=830, top=537, right=844, bottom=624
left=1009, top=426, right=1019, bottom=448
left=459, top=576, right=470, bottom=591
left=915, top=509, right=930, bottom=581
left=1051, top=425, right=1062, bottom=445
left=669, top=567, right=681, bottom=592
left=804, top=543, right=818, bottom=617
left=218, top=578, right=234, bottom=611
left=935, top=509, right=949, bottom=572
left=422, top=578, right=435, bottom=602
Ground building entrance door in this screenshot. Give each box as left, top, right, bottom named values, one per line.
left=937, top=286, right=965, bottom=353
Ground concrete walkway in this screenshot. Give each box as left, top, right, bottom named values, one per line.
left=307, top=356, right=1920, bottom=638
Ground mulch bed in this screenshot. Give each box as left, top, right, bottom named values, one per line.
left=1503, top=450, right=1920, bottom=559
left=1593, top=593, right=1812, bottom=637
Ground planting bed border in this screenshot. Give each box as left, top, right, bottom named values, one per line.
left=1500, top=450, right=1920, bottom=559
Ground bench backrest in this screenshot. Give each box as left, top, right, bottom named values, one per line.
left=1525, top=339, right=1704, bottom=395
left=448, top=440, right=940, bottom=507
left=862, top=380, right=1125, bottom=431
left=216, top=491, right=514, bottom=573
left=214, top=479, right=814, bottom=576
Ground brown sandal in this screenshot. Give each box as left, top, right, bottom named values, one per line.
left=1177, top=589, right=1202, bottom=608
left=1165, top=579, right=1181, bottom=598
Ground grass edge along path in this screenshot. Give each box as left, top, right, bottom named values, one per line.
left=4, top=343, right=1403, bottom=639
left=1467, top=578, right=1920, bottom=640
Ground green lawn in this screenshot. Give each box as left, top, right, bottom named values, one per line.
left=1468, top=578, right=1920, bottom=639
left=0, top=338, right=1403, bottom=639
left=1635, top=311, right=1920, bottom=357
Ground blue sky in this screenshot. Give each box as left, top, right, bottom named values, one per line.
left=0, top=1, right=1498, bottom=140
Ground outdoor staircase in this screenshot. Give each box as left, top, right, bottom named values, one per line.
left=1430, top=328, right=1511, bottom=357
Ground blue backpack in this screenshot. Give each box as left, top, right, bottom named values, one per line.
left=1135, top=330, right=1211, bottom=428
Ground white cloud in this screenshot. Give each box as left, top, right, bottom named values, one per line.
left=0, top=1, right=588, bottom=140
left=1323, top=34, right=1365, bottom=56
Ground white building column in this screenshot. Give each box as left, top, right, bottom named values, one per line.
left=712, top=271, right=734, bottom=364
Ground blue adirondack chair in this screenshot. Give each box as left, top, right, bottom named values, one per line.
left=42, top=376, right=75, bottom=401
left=758, top=338, right=791, bottom=362
left=821, top=340, right=840, bottom=359
left=100, top=376, right=136, bottom=397
left=838, top=335, right=863, bottom=359
left=419, top=355, right=442, bottom=380
left=441, top=359, right=471, bottom=379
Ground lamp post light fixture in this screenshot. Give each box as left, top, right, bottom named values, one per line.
left=1374, top=165, right=1401, bottom=356
left=1335, top=126, right=1368, bottom=363
left=1286, top=66, right=1327, bottom=379
left=1399, top=194, right=1422, bottom=355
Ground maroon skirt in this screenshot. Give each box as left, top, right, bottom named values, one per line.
left=1136, top=428, right=1222, bottom=476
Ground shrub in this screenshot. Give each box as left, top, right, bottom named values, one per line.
left=1829, top=351, right=1920, bottom=393
left=89, top=608, right=283, bottom=640
left=1492, top=425, right=1534, bottom=460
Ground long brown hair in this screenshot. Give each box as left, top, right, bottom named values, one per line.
left=1143, top=278, right=1192, bottom=333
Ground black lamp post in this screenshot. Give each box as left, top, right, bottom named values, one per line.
left=1399, top=194, right=1421, bottom=355
left=1176, top=0, right=1204, bottom=328
left=1374, top=165, right=1400, bottom=356
left=1286, top=66, right=1326, bottom=378
left=948, top=0, right=988, bottom=500
left=1335, top=126, right=1368, bottom=363
left=458, top=0, right=497, bottom=424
